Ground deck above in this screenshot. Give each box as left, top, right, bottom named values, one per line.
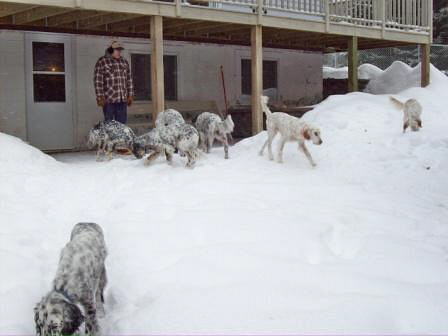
left=0, top=0, right=433, bottom=51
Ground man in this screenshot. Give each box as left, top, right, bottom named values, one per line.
left=94, top=41, right=134, bottom=124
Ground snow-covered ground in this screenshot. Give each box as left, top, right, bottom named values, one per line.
left=2, top=68, right=448, bottom=334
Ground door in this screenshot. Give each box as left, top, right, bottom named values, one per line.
left=26, top=33, right=74, bottom=150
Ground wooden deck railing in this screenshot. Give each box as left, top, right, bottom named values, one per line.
left=328, top=0, right=431, bottom=31
left=175, top=0, right=432, bottom=34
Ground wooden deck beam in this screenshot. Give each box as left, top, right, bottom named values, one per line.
left=150, top=15, right=165, bottom=121
left=348, top=36, right=358, bottom=92
left=420, top=43, right=430, bottom=87
left=251, top=25, right=263, bottom=135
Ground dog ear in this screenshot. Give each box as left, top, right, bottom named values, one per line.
left=417, top=119, right=422, bottom=128
left=34, top=304, right=42, bottom=336
left=62, top=302, right=84, bottom=335
left=303, top=128, right=311, bottom=140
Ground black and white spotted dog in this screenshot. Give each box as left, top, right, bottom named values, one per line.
left=133, top=123, right=200, bottom=168
left=155, top=108, right=185, bottom=128
left=195, top=112, right=234, bottom=159
left=87, top=120, right=135, bottom=161
left=34, top=223, right=107, bottom=336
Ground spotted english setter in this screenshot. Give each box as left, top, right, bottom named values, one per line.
left=155, top=108, right=185, bottom=128
left=86, top=120, right=135, bottom=161
left=195, top=112, right=234, bottom=159
left=133, top=122, right=200, bottom=168
left=34, top=223, right=107, bottom=336
left=259, top=95, right=323, bottom=167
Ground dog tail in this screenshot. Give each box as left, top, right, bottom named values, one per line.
left=390, top=96, right=405, bottom=110
left=260, top=95, right=272, bottom=117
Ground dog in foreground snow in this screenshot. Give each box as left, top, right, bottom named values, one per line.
left=87, top=120, right=135, bottom=161
left=390, top=97, right=422, bottom=133
left=133, top=119, right=200, bottom=168
left=195, top=112, right=234, bottom=159
left=259, top=96, right=322, bottom=167
left=34, top=223, right=107, bottom=336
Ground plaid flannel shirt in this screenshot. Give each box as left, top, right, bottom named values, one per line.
left=94, top=55, right=134, bottom=103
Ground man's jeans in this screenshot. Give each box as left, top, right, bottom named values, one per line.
left=103, top=102, right=127, bottom=124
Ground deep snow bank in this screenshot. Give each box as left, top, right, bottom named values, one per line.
left=365, top=61, right=447, bottom=94
left=323, top=63, right=383, bottom=80
left=1, top=68, right=448, bottom=334
left=0, top=132, right=58, bottom=168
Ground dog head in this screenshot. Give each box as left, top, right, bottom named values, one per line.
left=34, top=292, right=84, bottom=336
left=303, top=125, right=323, bottom=145
left=86, top=126, right=101, bottom=149
left=132, top=141, right=146, bottom=159
left=218, top=114, right=234, bottom=135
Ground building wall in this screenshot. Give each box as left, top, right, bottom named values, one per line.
left=0, top=31, right=27, bottom=140
left=0, top=31, right=323, bottom=149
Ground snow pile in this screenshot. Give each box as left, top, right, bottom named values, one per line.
left=365, top=61, right=447, bottom=94
left=358, top=63, right=383, bottom=79
left=2, top=68, right=448, bottom=334
left=323, top=63, right=382, bottom=80
left=0, top=132, right=58, bottom=169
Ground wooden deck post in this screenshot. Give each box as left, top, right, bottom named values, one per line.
left=251, top=25, right=263, bottom=135
left=420, top=43, right=430, bottom=87
left=150, top=15, right=165, bottom=123
left=348, top=36, right=358, bottom=92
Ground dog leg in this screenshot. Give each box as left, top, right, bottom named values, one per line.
left=299, top=143, right=316, bottom=167
left=277, top=137, right=287, bottom=163
left=144, top=151, right=161, bottom=166
left=199, top=132, right=207, bottom=152
left=185, top=151, right=195, bottom=168
left=267, top=132, right=276, bottom=161
left=259, top=139, right=268, bottom=156
left=83, top=298, right=100, bottom=336
left=403, top=121, right=409, bottom=133
left=95, top=266, right=107, bottom=317
left=96, top=148, right=103, bottom=162
left=207, top=134, right=214, bottom=153
left=165, top=146, right=175, bottom=165
left=218, top=134, right=229, bottom=159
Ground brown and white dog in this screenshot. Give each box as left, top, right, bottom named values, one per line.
left=390, top=97, right=422, bottom=133
left=259, top=96, right=322, bottom=167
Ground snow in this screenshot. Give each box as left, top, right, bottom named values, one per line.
left=323, top=63, right=382, bottom=80
left=324, top=61, right=447, bottom=95
left=365, top=61, right=448, bottom=94
left=2, top=68, right=448, bottom=334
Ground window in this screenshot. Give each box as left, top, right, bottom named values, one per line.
left=32, top=42, right=66, bottom=102
left=131, top=54, right=177, bottom=101
left=241, top=59, right=278, bottom=95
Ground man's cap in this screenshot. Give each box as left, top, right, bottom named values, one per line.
left=110, top=41, right=124, bottom=50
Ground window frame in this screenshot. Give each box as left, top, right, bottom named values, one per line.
left=240, top=58, right=279, bottom=96
left=31, top=41, right=67, bottom=103
left=130, top=52, right=178, bottom=102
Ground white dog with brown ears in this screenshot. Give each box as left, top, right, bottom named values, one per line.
left=259, top=95, right=322, bottom=167
left=390, top=96, right=422, bottom=133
